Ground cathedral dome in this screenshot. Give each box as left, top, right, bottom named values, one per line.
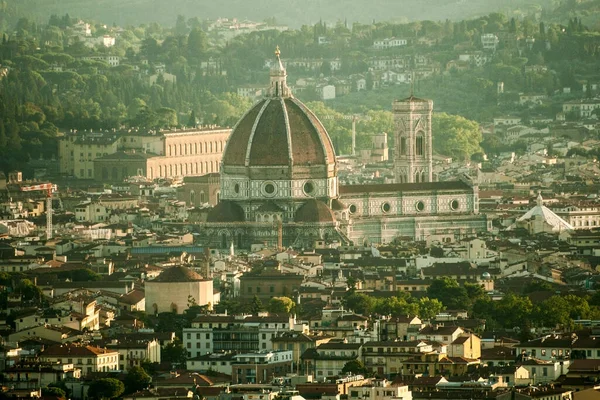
left=206, top=200, right=245, bottom=223
left=219, top=47, right=339, bottom=206
left=294, top=199, right=336, bottom=223
left=222, top=97, right=336, bottom=168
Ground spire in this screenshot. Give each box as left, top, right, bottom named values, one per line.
left=269, top=46, right=291, bottom=98
left=536, top=192, right=543, bottom=207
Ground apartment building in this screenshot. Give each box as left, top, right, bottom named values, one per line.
left=182, top=314, right=295, bottom=358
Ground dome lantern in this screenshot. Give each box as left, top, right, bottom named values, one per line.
left=269, top=46, right=291, bottom=98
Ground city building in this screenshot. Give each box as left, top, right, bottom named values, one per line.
left=145, top=266, right=213, bottom=314
left=39, top=343, right=119, bottom=375
left=373, top=38, right=408, bottom=49
left=182, top=314, right=295, bottom=358
left=231, top=350, right=293, bottom=384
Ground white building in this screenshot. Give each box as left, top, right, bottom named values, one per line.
left=320, top=84, right=336, bottom=100
left=75, top=202, right=109, bottom=223
left=39, top=344, right=119, bottom=376
left=82, top=55, right=120, bottom=67
left=182, top=314, right=294, bottom=358
left=373, top=38, right=408, bottom=50
left=348, top=380, right=412, bottom=400
left=481, top=34, right=499, bottom=51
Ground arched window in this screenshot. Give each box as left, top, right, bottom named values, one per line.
left=400, top=138, right=407, bottom=155
left=179, top=144, right=182, bottom=156
left=415, top=135, right=424, bottom=156
left=210, top=142, right=213, bottom=153
left=195, top=143, right=198, bottom=154
left=190, top=190, right=196, bottom=205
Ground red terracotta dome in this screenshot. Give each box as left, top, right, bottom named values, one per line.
left=294, top=199, right=336, bottom=223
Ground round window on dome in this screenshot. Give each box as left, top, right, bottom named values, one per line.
left=303, top=181, right=315, bottom=195
left=349, top=204, right=357, bottom=214
left=264, top=183, right=276, bottom=195
left=382, top=203, right=391, bottom=213
left=416, top=201, right=425, bottom=212
left=450, top=199, right=459, bottom=210
left=234, top=183, right=240, bottom=194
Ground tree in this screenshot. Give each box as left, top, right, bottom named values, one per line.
left=42, top=387, right=66, bottom=399
left=175, top=15, right=189, bottom=36
left=0, top=120, right=7, bottom=150
left=88, top=378, right=124, bottom=400
left=268, top=297, right=295, bottom=314
left=416, top=297, right=444, bottom=319
left=161, top=339, right=187, bottom=366
left=432, top=113, right=482, bottom=160
left=343, top=292, right=375, bottom=315
left=188, top=110, right=197, bottom=127
left=341, top=360, right=367, bottom=375
left=426, top=278, right=471, bottom=311
left=250, top=295, right=264, bottom=315
left=187, top=28, right=208, bottom=61
left=124, top=366, right=152, bottom=394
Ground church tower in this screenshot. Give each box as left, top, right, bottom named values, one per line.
left=393, top=96, right=434, bottom=183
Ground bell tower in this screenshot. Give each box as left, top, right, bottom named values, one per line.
left=393, top=96, right=433, bottom=183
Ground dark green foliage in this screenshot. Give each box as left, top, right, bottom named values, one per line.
left=161, top=339, right=187, bottom=366
left=342, top=360, right=367, bottom=375
left=42, top=387, right=66, bottom=398
left=124, top=366, right=152, bottom=394
left=88, top=378, right=124, bottom=400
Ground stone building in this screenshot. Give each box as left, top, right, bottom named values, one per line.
left=145, top=266, right=213, bottom=314
left=393, top=96, right=433, bottom=183
left=177, top=173, right=221, bottom=207
left=194, top=48, right=487, bottom=248
left=61, top=127, right=230, bottom=182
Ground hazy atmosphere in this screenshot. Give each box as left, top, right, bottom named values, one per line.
left=1, top=0, right=600, bottom=398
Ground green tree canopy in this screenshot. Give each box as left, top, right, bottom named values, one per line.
left=268, top=297, right=296, bottom=314
left=432, top=112, right=482, bottom=160
left=341, top=359, right=367, bottom=375
left=88, top=378, right=124, bottom=400
left=124, top=366, right=152, bottom=394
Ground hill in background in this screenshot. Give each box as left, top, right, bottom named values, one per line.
left=4, top=0, right=559, bottom=28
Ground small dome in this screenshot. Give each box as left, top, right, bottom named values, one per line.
left=482, top=272, right=492, bottom=280
left=294, top=199, right=335, bottom=223
left=331, top=199, right=348, bottom=211
left=206, top=201, right=245, bottom=223
left=154, top=266, right=203, bottom=282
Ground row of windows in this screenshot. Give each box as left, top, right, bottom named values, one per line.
left=167, top=141, right=225, bottom=157
left=399, top=136, right=425, bottom=156
left=150, top=161, right=219, bottom=178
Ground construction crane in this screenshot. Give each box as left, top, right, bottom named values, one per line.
left=20, top=183, right=55, bottom=239
left=322, top=114, right=371, bottom=156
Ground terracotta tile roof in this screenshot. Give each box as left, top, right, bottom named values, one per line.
left=41, top=343, right=118, bottom=357
left=294, top=199, right=335, bottom=223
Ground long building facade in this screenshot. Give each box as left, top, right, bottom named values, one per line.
left=59, top=127, right=230, bottom=181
